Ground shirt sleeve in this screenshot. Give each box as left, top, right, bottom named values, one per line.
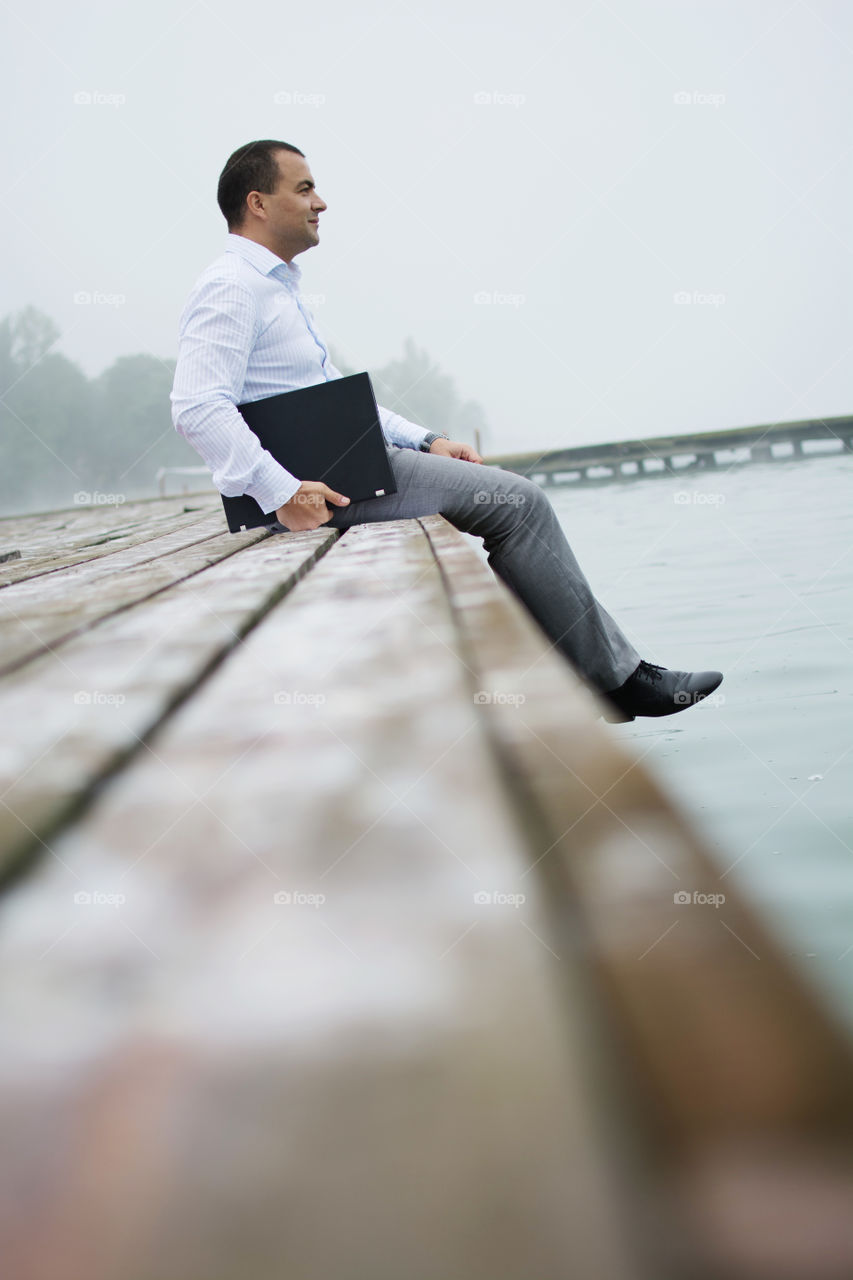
left=323, top=355, right=431, bottom=451
left=376, top=404, right=432, bottom=450
left=170, top=276, right=302, bottom=513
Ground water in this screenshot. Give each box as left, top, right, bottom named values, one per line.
left=542, top=453, right=853, bottom=1032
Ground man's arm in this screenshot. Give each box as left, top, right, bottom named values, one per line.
left=376, top=402, right=431, bottom=451
left=171, top=277, right=302, bottom=514
left=377, top=404, right=483, bottom=462
left=424, top=437, right=484, bottom=463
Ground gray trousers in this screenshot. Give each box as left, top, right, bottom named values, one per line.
left=318, top=445, right=640, bottom=693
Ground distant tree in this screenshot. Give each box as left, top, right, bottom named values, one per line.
left=369, top=338, right=489, bottom=446
left=0, top=310, right=200, bottom=515
left=89, top=354, right=198, bottom=492
left=6, top=306, right=61, bottom=369
left=0, top=308, right=93, bottom=514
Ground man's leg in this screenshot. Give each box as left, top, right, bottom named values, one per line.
left=322, top=445, right=640, bottom=692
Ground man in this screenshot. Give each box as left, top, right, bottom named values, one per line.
left=171, top=139, right=722, bottom=722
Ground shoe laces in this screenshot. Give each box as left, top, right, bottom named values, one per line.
left=636, top=660, right=665, bottom=683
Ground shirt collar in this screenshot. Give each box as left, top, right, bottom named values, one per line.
left=224, top=233, right=302, bottom=283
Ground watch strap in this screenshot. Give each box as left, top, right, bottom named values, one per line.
left=419, top=432, right=447, bottom=452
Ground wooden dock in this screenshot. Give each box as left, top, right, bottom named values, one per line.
left=488, top=412, right=853, bottom=487
left=1, top=493, right=852, bottom=1280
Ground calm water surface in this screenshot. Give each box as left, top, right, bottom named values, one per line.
left=540, top=453, right=852, bottom=1031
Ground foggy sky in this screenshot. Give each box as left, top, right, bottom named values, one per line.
left=3, top=0, right=851, bottom=453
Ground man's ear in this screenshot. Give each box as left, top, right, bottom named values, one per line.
left=245, top=191, right=265, bottom=220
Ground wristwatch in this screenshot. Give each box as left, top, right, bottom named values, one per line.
left=420, top=431, right=448, bottom=452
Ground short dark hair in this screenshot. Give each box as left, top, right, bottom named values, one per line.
left=217, top=140, right=305, bottom=230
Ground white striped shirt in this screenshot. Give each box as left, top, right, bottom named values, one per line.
left=170, top=233, right=430, bottom=513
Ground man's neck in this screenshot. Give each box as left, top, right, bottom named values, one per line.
left=232, top=228, right=294, bottom=265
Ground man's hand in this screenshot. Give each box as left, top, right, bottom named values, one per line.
left=428, top=438, right=484, bottom=464
left=275, top=481, right=350, bottom=532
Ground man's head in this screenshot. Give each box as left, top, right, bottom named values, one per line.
left=217, top=140, right=327, bottom=262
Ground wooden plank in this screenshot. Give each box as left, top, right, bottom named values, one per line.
left=0, top=515, right=261, bottom=677
left=0, top=527, right=339, bottom=882
left=0, top=493, right=217, bottom=561
left=418, top=512, right=853, bottom=1279
left=0, top=498, right=221, bottom=589
left=0, top=518, right=641, bottom=1280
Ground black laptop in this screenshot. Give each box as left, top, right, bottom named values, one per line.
left=221, top=372, right=397, bottom=533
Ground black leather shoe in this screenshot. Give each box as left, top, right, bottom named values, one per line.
left=601, top=661, right=723, bottom=723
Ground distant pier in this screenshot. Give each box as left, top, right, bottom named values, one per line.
left=486, top=413, right=853, bottom=486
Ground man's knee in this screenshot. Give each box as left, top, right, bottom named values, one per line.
left=480, top=469, right=548, bottom=518
left=447, top=467, right=543, bottom=539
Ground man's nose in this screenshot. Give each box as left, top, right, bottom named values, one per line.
left=313, top=194, right=327, bottom=211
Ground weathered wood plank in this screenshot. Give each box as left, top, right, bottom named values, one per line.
left=0, top=518, right=641, bottom=1280
left=0, top=493, right=216, bottom=556
left=0, top=527, right=339, bottom=882
left=0, top=516, right=263, bottom=677
left=0, top=498, right=221, bottom=589
left=418, top=512, right=853, bottom=1279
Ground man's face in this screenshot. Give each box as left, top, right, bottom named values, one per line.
left=249, top=150, right=327, bottom=260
